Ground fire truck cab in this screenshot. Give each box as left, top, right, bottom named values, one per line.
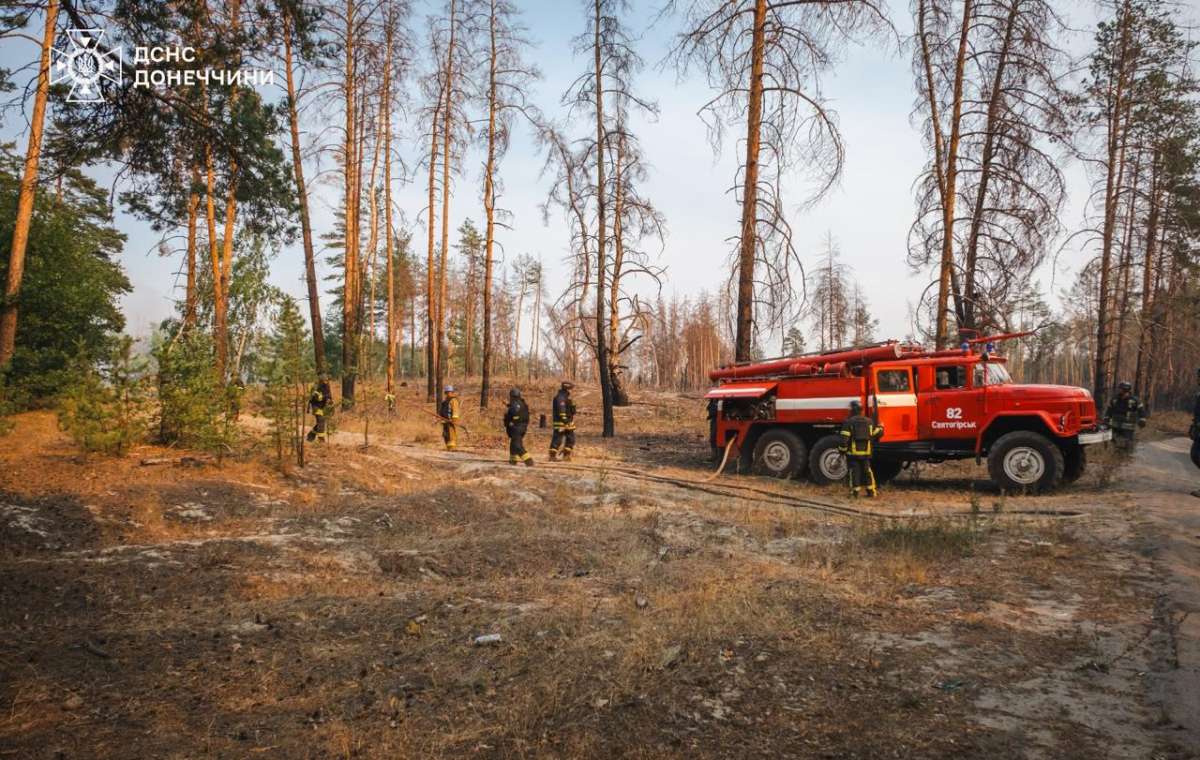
left=706, top=337, right=1111, bottom=493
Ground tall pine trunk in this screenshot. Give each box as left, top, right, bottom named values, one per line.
left=183, top=164, right=201, bottom=330
left=282, top=10, right=326, bottom=376
left=480, top=0, right=499, bottom=408
left=961, top=0, right=1017, bottom=330
left=1133, top=155, right=1160, bottom=395
left=734, top=0, right=766, bottom=362
left=593, top=0, right=615, bottom=436
left=383, top=21, right=397, bottom=399
left=425, top=95, right=441, bottom=402
left=341, top=0, right=360, bottom=407
left=435, top=0, right=458, bottom=407
left=1094, top=3, right=1134, bottom=406
left=609, top=128, right=629, bottom=405
left=0, top=0, right=59, bottom=369
left=932, top=0, right=974, bottom=347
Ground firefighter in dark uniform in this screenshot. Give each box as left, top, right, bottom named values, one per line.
left=549, top=381, right=577, bottom=461
left=839, top=400, right=883, bottom=497
left=1190, top=369, right=1200, bottom=496
left=1105, top=381, right=1147, bottom=454
left=439, top=385, right=461, bottom=450
left=504, top=388, right=534, bottom=466
left=306, top=376, right=333, bottom=442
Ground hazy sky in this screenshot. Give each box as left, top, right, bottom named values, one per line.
left=1, top=0, right=1114, bottom=351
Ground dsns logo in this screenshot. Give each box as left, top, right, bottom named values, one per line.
left=51, top=29, right=122, bottom=103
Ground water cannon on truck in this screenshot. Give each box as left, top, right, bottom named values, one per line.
left=705, top=333, right=1112, bottom=493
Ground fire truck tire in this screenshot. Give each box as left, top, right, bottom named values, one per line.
left=1063, top=446, right=1086, bottom=484
left=808, top=435, right=848, bottom=486
left=872, top=459, right=904, bottom=485
left=987, top=431, right=1064, bottom=493
left=752, top=429, right=808, bottom=479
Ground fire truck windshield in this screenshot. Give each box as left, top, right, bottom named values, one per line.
left=974, top=362, right=1012, bottom=387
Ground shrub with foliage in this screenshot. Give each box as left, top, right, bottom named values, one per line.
left=261, top=296, right=311, bottom=466
left=57, top=337, right=150, bottom=455
left=154, top=331, right=237, bottom=455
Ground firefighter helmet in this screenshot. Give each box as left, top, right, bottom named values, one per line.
left=444, top=385, right=456, bottom=394
left=561, top=381, right=574, bottom=391
left=1118, top=381, right=1132, bottom=392
left=849, top=400, right=862, bottom=415
left=509, top=388, right=522, bottom=400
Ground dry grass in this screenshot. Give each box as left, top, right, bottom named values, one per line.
left=0, top=388, right=1182, bottom=759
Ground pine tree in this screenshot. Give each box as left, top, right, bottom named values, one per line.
left=262, top=296, right=310, bottom=466
left=58, top=337, right=150, bottom=457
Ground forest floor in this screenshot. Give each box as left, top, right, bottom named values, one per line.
left=1, top=380, right=1198, bottom=759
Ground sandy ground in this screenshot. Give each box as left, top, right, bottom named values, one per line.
left=1125, top=437, right=1200, bottom=749
left=0, top=393, right=1197, bottom=759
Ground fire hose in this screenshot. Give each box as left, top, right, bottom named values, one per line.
left=704, top=437, right=737, bottom=482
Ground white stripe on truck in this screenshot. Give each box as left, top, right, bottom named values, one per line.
left=776, top=396, right=861, bottom=411
left=873, top=393, right=917, bottom=407
left=707, top=386, right=771, bottom=398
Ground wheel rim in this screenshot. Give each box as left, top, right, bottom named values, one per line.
left=1002, top=446, right=1045, bottom=485
left=820, top=448, right=847, bottom=480
left=762, top=441, right=791, bottom=472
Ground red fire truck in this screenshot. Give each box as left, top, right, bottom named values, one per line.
left=705, top=335, right=1112, bottom=493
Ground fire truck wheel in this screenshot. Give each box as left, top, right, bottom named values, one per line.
left=752, top=429, right=808, bottom=479
left=987, top=431, right=1064, bottom=493
left=1063, top=446, right=1086, bottom=484
left=808, top=435, right=848, bottom=485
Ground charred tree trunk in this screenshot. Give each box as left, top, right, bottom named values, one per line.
left=480, top=0, right=499, bottom=409
left=961, top=0, right=1018, bottom=331
left=733, top=0, right=766, bottom=362
left=932, top=0, right=974, bottom=348
left=1094, top=4, right=1135, bottom=407
left=593, top=0, right=615, bottom=436
left=425, top=94, right=441, bottom=402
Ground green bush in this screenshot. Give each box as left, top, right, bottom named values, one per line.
left=57, top=337, right=150, bottom=455
left=154, top=331, right=237, bottom=456
left=260, top=296, right=311, bottom=465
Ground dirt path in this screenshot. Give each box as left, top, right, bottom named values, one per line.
left=1129, top=437, right=1200, bottom=747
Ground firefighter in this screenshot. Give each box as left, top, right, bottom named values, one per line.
left=306, top=376, right=333, bottom=442
left=439, top=385, right=461, bottom=451
left=839, top=400, right=883, bottom=497
left=549, top=381, right=577, bottom=461
left=1105, top=381, right=1147, bottom=454
left=504, top=387, right=534, bottom=466
left=1190, top=369, right=1199, bottom=496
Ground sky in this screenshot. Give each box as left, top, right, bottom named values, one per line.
left=0, top=0, right=1126, bottom=353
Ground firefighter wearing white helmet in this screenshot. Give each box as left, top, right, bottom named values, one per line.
left=839, top=400, right=883, bottom=498
left=438, top=385, right=461, bottom=450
